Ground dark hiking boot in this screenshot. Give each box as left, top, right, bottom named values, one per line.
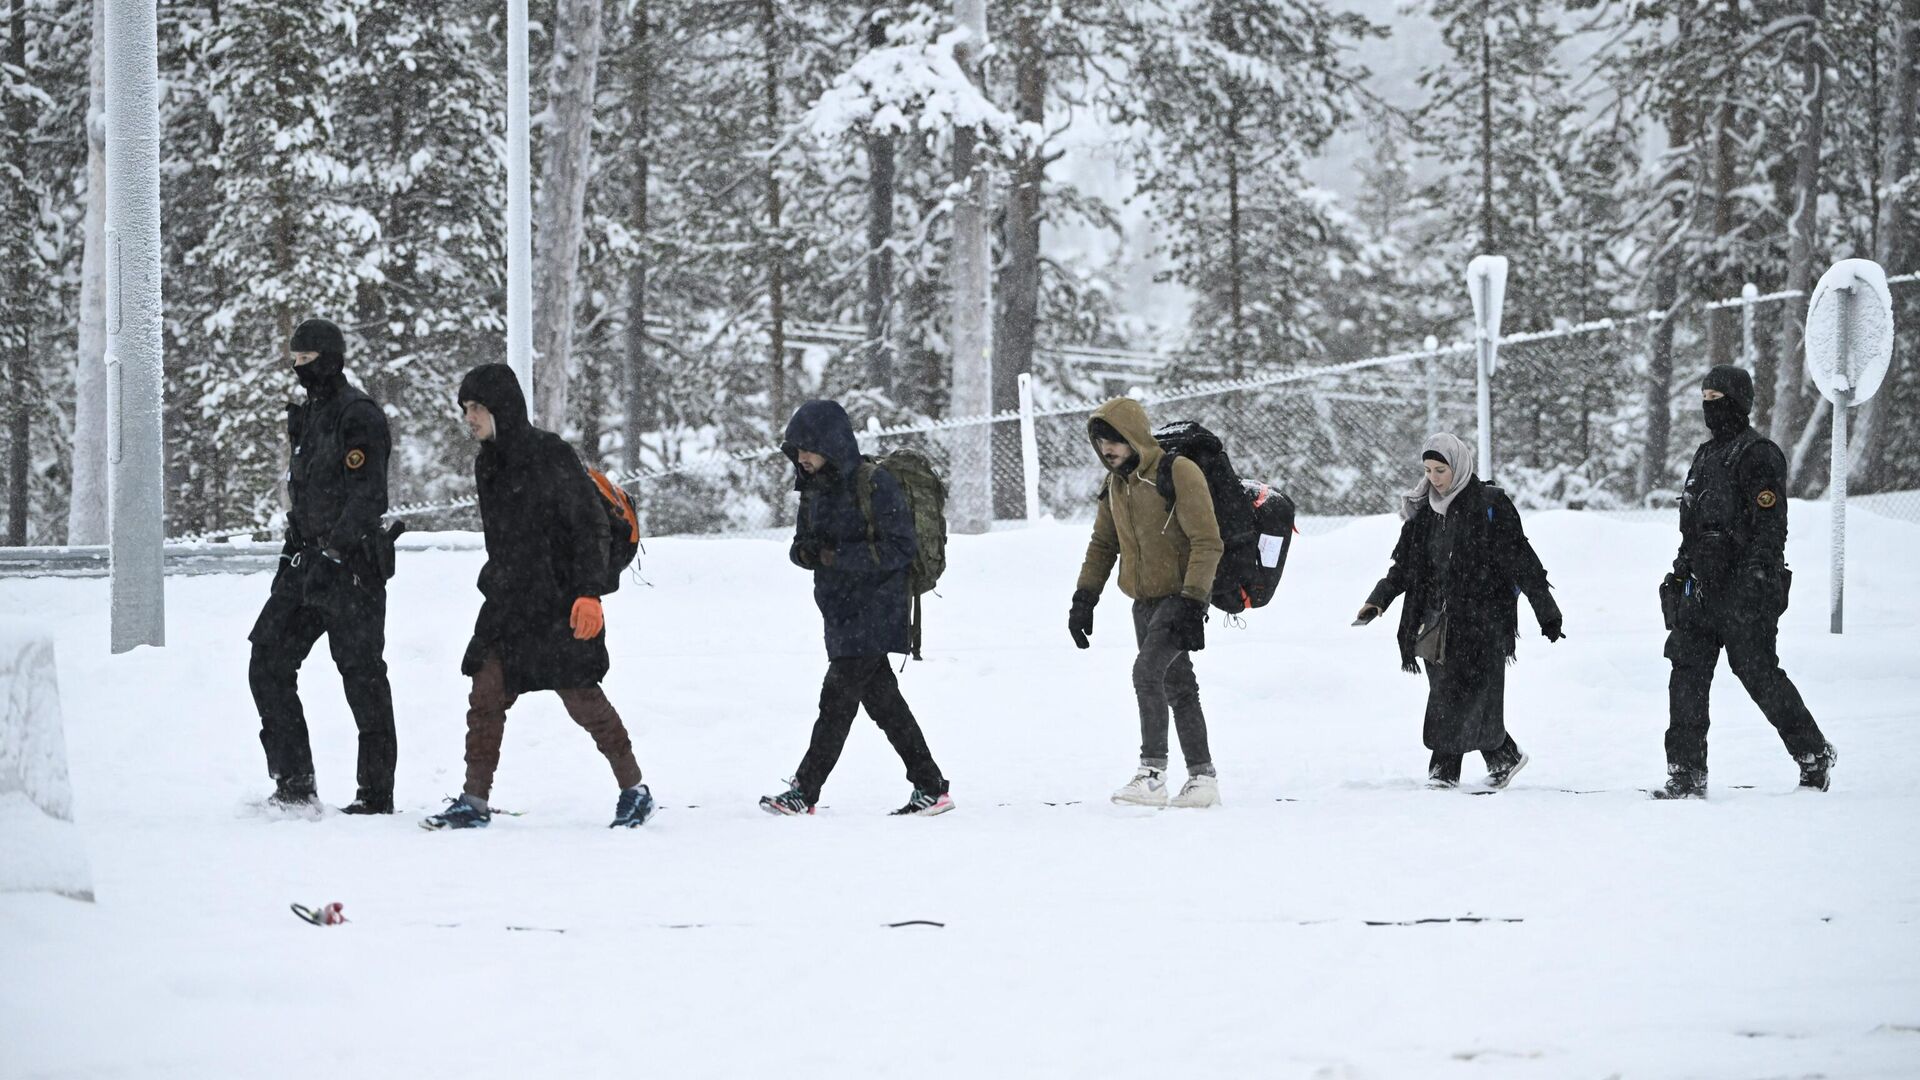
left=340, top=792, right=394, bottom=815
left=611, top=784, right=656, bottom=828
left=759, top=779, right=815, bottom=816
left=269, top=774, right=319, bottom=809
left=420, top=794, right=491, bottom=830
left=1427, top=757, right=1462, bottom=790
left=889, top=787, right=954, bottom=816
left=1796, top=743, right=1837, bottom=792
left=1650, top=765, right=1707, bottom=800
left=1485, top=751, right=1530, bottom=791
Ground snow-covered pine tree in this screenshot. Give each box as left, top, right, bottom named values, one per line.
left=1416, top=0, right=1583, bottom=321
left=67, top=0, right=108, bottom=545
left=1124, top=0, right=1382, bottom=377
left=3, top=0, right=86, bottom=544
left=530, top=0, right=603, bottom=433
left=187, top=0, right=371, bottom=533
left=334, top=0, right=507, bottom=513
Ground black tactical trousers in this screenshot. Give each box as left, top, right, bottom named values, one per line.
left=1664, top=594, right=1825, bottom=773
left=248, top=568, right=397, bottom=799
left=795, top=655, right=945, bottom=805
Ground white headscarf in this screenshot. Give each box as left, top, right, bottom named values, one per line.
left=1399, top=433, right=1476, bottom=521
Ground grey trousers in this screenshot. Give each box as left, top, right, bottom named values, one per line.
left=1132, top=596, right=1213, bottom=775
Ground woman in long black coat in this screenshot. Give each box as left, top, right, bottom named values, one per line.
left=1357, top=434, right=1564, bottom=788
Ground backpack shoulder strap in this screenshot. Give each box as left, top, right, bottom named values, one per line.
left=1154, top=452, right=1180, bottom=511
left=853, top=460, right=878, bottom=538
left=853, top=459, right=881, bottom=563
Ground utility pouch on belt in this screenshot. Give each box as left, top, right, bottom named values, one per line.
left=367, top=520, right=406, bottom=581
left=1660, top=574, right=1684, bottom=631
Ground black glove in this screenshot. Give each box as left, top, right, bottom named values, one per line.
left=300, top=547, right=348, bottom=606
left=1068, top=589, right=1097, bottom=649
left=792, top=536, right=826, bottom=570
left=1533, top=591, right=1564, bottom=643
left=1736, top=560, right=1787, bottom=614
left=1169, top=595, right=1208, bottom=652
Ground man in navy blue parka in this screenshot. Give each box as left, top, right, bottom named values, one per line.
left=759, top=400, right=953, bottom=817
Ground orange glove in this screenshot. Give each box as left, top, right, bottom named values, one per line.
left=569, top=597, right=604, bottom=640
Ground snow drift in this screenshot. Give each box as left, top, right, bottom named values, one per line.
left=0, top=620, right=93, bottom=901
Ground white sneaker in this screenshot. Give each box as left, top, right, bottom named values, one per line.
left=1169, top=773, right=1220, bottom=808
left=1111, top=767, right=1168, bottom=807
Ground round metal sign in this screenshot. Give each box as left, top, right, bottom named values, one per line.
left=1804, top=259, right=1894, bottom=406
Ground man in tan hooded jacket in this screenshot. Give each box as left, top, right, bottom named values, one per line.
left=1070, top=397, right=1225, bottom=807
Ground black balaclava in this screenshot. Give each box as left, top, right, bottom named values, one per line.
left=1088, top=417, right=1139, bottom=476
left=1701, top=364, right=1754, bottom=440
left=289, top=317, right=347, bottom=391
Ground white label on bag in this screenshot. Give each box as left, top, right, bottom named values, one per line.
left=1258, top=533, right=1285, bottom=568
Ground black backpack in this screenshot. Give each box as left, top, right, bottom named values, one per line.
left=588, top=469, right=641, bottom=594
left=1151, top=420, right=1297, bottom=614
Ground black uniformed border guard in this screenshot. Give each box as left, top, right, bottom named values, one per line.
left=247, top=317, right=400, bottom=814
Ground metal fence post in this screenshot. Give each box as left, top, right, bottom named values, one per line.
left=1422, top=335, right=1440, bottom=436
left=1740, top=282, right=1757, bottom=370
left=1017, top=372, right=1041, bottom=521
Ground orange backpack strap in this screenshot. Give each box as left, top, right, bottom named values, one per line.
left=589, top=470, right=641, bottom=543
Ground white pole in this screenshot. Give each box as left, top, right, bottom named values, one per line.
left=1829, top=286, right=1854, bottom=635
left=505, top=0, right=533, bottom=394
left=1739, top=282, right=1758, bottom=370
left=1017, top=372, right=1040, bottom=521
left=1476, top=332, right=1492, bottom=479
left=1831, top=386, right=1849, bottom=634
left=105, top=0, right=165, bottom=652
left=1466, top=256, right=1506, bottom=481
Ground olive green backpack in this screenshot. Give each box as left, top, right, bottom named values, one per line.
left=852, top=450, right=948, bottom=660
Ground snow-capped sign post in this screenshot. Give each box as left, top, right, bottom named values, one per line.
left=0, top=621, right=94, bottom=901
left=105, top=0, right=165, bottom=654
left=1467, top=255, right=1509, bottom=481
left=504, top=0, right=534, bottom=396
left=1803, top=259, right=1895, bottom=635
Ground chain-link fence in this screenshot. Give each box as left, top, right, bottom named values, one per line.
left=163, top=271, right=1919, bottom=547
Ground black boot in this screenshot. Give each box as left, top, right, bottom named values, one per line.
left=340, top=791, right=395, bottom=815
left=1650, top=764, right=1707, bottom=800
left=270, top=773, right=318, bottom=809
left=1796, top=743, right=1837, bottom=792
left=1427, top=752, right=1462, bottom=789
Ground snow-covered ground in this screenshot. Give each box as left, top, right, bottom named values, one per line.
left=4, top=506, right=1919, bottom=1079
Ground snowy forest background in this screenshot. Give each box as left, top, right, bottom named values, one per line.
left=1, top=0, right=1916, bottom=544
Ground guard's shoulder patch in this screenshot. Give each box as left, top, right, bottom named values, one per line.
left=345, top=448, right=367, bottom=470
left=1756, top=489, right=1778, bottom=509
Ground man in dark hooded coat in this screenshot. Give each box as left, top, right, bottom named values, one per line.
left=758, top=399, right=952, bottom=817
left=421, top=363, right=654, bottom=830
left=247, top=316, right=398, bottom=814
left=1655, top=364, right=1835, bottom=799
